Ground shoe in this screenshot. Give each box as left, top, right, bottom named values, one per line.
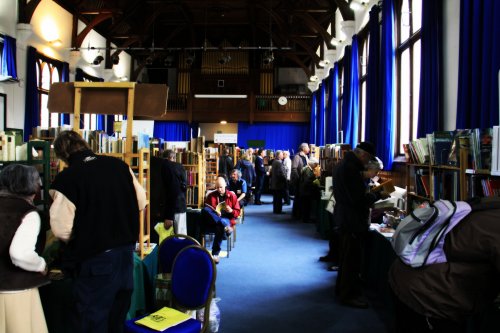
left=212, top=255, right=220, bottom=264
left=328, top=265, right=339, bottom=272
left=224, top=226, right=233, bottom=236
left=319, top=255, right=335, bottom=262
left=340, top=297, right=369, bottom=309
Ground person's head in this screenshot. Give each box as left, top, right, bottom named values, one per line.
left=308, top=157, right=319, bottom=168
left=354, top=141, right=376, bottom=165
left=247, top=147, right=254, bottom=156
left=223, top=148, right=230, bottom=156
left=258, top=148, right=266, bottom=157
left=275, top=150, right=283, bottom=160
left=365, top=157, right=383, bottom=179
left=283, top=150, right=290, bottom=159
left=299, top=142, right=310, bottom=154
left=162, top=149, right=176, bottom=161
left=0, top=164, right=41, bottom=199
left=53, top=130, right=91, bottom=164
left=215, top=176, right=227, bottom=195
left=230, top=169, right=241, bottom=182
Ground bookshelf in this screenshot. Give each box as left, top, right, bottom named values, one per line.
left=181, top=152, right=205, bottom=208
left=205, top=147, right=219, bottom=191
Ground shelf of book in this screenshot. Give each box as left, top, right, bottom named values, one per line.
left=181, top=152, right=205, bottom=208
left=205, top=147, right=219, bottom=191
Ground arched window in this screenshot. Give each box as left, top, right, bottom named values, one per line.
left=37, top=59, right=62, bottom=129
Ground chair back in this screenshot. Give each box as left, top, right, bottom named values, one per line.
left=158, top=234, right=200, bottom=274
left=171, top=245, right=217, bottom=333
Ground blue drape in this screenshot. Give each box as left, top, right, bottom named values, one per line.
left=317, top=82, right=326, bottom=145
left=24, top=47, right=39, bottom=141
left=377, top=0, right=396, bottom=170
left=153, top=121, right=194, bottom=141
left=342, top=36, right=360, bottom=147
left=326, top=65, right=339, bottom=143
left=456, top=0, right=500, bottom=128
left=1, top=35, right=18, bottom=80
left=238, top=122, right=309, bottom=153
left=61, top=62, right=70, bottom=125
left=417, top=0, right=443, bottom=137
left=309, top=91, right=317, bottom=144
left=365, top=5, right=381, bottom=144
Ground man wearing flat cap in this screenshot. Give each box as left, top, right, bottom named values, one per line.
left=332, top=141, right=389, bottom=308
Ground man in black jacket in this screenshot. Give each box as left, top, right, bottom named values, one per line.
left=161, top=149, right=188, bottom=234
left=254, top=148, right=267, bottom=205
left=49, top=130, right=146, bottom=333
left=333, top=142, right=388, bottom=308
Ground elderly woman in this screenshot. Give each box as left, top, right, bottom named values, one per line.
left=0, top=164, right=49, bottom=333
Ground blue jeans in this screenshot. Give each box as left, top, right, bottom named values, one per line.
left=201, top=207, right=230, bottom=255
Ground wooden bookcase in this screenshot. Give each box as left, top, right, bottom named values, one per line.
left=205, top=147, right=219, bottom=191
left=182, top=152, right=205, bottom=208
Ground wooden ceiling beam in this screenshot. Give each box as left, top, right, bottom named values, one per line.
left=75, top=13, right=113, bottom=48
left=18, top=0, right=42, bottom=23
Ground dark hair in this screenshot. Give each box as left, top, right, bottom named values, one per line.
left=53, top=130, right=91, bottom=164
left=0, top=164, right=41, bottom=196
left=162, top=149, right=176, bottom=160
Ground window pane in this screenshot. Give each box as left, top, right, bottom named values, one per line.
left=400, top=0, right=411, bottom=42
left=52, top=67, right=60, bottom=83
left=90, top=114, right=97, bottom=130
left=412, top=40, right=421, bottom=141
left=361, top=40, right=368, bottom=76
left=84, top=114, right=90, bottom=130
left=360, top=81, right=366, bottom=142
left=400, top=49, right=410, bottom=153
left=50, top=112, right=59, bottom=128
left=41, top=63, right=51, bottom=90
left=412, top=0, right=422, bottom=33
left=40, top=94, right=49, bottom=128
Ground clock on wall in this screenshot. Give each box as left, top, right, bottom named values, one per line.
left=278, top=96, right=288, bottom=106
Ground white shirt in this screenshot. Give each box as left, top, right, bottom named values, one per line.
left=283, top=157, right=292, bottom=180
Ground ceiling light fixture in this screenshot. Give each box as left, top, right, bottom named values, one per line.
left=220, top=120, right=227, bottom=125
left=145, top=56, right=153, bottom=65
left=349, top=0, right=368, bottom=11
left=49, top=39, right=62, bottom=47
left=111, top=55, right=120, bottom=65
left=218, top=54, right=231, bottom=65
left=185, top=51, right=195, bottom=65
left=262, top=51, right=274, bottom=65
left=331, top=38, right=342, bottom=47
left=92, top=55, right=104, bottom=66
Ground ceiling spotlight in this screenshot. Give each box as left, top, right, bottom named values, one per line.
left=309, top=75, right=319, bottom=82
left=92, top=55, right=104, bottom=66
left=218, top=54, right=231, bottom=65
left=262, top=51, right=274, bottom=65
left=350, top=0, right=368, bottom=11
left=112, top=55, right=120, bottom=65
left=185, top=52, right=195, bottom=65
left=164, top=55, right=174, bottom=67
left=318, top=59, right=331, bottom=67
left=145, top=56, right=153, bottom=66
left=331, top=38, right=342, bottom=47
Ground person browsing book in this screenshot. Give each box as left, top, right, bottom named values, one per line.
left=201, top=177, right=241, bottom=263
left=161, top=149, right=188, bottom=234
left=49, top=130, right=147, bottom=333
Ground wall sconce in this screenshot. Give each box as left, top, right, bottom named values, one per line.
left=318, top=59, right=331, bottom=67
left=309, top=75, right=319, bottom=82
left=48, top=39, right=62, bottom=47
left=331, top=37, right=343, bottom=47
left=92, top=55, right=104, bottom=66
left=218, top=54, right=231, bottom=65
left=262, top=51, right=274, bottom=65
left=111, top=55, right=120, bottom=65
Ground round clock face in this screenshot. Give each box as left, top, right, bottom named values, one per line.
left=278, top=96, right=288, bottom=105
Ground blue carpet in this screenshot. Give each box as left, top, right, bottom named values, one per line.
left=214, top=195, right=391, bottom=333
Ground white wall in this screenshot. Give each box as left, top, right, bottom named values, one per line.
left=199, top=123, right=238, bottom=142
left=443, top=0, right=460, bottom=130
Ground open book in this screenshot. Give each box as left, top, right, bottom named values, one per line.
left=205, top=202, right=227, bottom=214
left=371, top=179, right=396, bottom=193
left=135, top=307, right=191, bottom=331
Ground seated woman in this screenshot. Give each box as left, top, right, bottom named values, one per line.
left=201, top=176, right=241, bottom=263
left=0, top=164, right=49, bottom=333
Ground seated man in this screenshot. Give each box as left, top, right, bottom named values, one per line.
left=201, top=176, right=241, bottom=263
left=228, top=169, right=248, bottom=206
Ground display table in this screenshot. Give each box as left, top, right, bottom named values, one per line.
left=40, top=246, right=158, bottom=333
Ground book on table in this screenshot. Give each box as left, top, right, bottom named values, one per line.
left=135, top=307, right=192, bottom=331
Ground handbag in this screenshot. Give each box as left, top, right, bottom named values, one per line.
left=325, top=193, right=336, bottom=214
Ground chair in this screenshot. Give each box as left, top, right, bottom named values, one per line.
left=125, top=245, right=217, bottom=333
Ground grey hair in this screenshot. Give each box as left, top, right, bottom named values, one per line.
left=366, top=159, right=382, bottom=171
left=230, top=168, right=242, bottom=178
left=299, top=143, right=309, bottom=151
left=308, top=157, right=319, bottom=165
left=0, top=164, right=41, bottom=197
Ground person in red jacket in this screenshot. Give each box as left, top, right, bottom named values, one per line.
left=202, top=176, right=241, bottom=263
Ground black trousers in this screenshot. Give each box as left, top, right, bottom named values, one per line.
left=70, top=245, right=134, bottom=333
left=335, top=231, right=366, bottom=301
left=272, top=189, right=284, bottom=213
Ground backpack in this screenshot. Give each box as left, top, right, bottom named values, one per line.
left=391, top=199, right=472, bottom=268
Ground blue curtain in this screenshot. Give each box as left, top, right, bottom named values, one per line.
left=456, top=0, right=500, bottom=128
left=317, top=81, right=326, bottom=145
left=342, top=36, right=360, bottom=147
left=376, top=0, right=396, bottom=170
left=238, top=122, right=309, bottom=154
left=153, top=121, right=193, bottom=141
left=365, top=5, right=381, bottom=144
left=1, top=35, right=18, bottom=80
left=309, top=91, right=317, bottom=144
left=24, top=47, right=39, bottom=141
left=61, top=62, right=71, bottom=125
left=417, top=0, right=443, bottom=137
left=326, top=65, right=339, bottom=143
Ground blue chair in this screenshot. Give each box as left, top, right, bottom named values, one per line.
left=125, top=245, right=217, bottom=333
left=158, top=234, right=200, bottom=274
